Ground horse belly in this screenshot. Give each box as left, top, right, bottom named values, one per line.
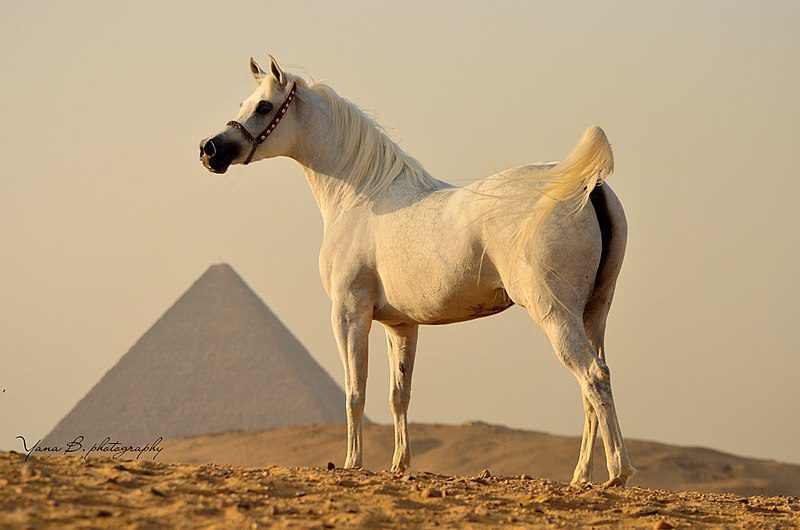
left=373, top=260, right=513, bottom=325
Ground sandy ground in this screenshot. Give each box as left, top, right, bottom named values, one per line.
left=2, top=451, right=799, bottom=529
left=164, top=422, right=800, bottom=497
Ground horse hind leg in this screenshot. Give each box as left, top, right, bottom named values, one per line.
left=571, top=299, right=610, bottom=484
left=571, top=183, right=629, bottom=483
left=538, top=309, right=636, bottom=486
left=573, top=394, right=599, bottom=484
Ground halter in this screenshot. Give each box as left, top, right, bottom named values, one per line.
left=227, top=81, right=297, bottom=165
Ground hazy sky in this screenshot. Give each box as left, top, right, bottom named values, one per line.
left=1, top=1, right=798, bottom=464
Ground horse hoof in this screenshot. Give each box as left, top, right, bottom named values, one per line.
left=390, top=463, right=407, bottom=475
left=602, top=476, right=629, bottom=488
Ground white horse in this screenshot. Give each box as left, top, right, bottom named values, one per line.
left=200, top=55, right=636, bottom=486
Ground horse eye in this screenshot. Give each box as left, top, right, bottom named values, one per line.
left=256, top=100, right=273, bottom=115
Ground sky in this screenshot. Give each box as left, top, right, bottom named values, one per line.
left=1, top=1, right=798, bottom=464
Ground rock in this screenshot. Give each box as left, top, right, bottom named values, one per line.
left=401, top=475, right=415, bottom=481
left=150, top=486, right=168, bottom=497
left=474, top=506, right=490, bottom=517
left=421, top=488, right=442, bottom=498
left=326, top=462, right=335, bottom=471
left=652, top=521, right=674, bottom=530
left=20, top=463, right=34, bottom=482
left=479, top=469, right=492, bottom=479
left=519, top=474, right=531, bottom=480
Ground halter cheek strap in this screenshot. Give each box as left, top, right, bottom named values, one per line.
left=227, top=81, right=297, bottom=165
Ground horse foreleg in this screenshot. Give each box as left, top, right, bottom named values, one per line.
left=383, top=323, right=418, bottom=474
left=331, top=303, right=372, bottom=469
left=540, top=312, right=636, bottom=486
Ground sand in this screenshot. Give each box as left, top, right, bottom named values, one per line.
left=163, top=422, right=800, bottom=498
left=2, top=451, right=798, bottom=529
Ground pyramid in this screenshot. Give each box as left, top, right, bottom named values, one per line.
left=44, top=264, right=345, bottom=446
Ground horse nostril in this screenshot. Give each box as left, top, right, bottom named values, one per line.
left=202, top=139, right=217, bottom=157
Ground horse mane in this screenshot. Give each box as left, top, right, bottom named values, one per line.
left=303, top=80, right=446, bottom=210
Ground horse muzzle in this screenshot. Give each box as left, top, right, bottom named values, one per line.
left=199, top=135, right=238, bottom=174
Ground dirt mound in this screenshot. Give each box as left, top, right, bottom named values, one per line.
left=2, top=451, right=798, bottom=529
left=162, top=422, right=800, bottom=497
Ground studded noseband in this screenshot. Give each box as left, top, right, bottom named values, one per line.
left=227, top=81, right=297, bottom=165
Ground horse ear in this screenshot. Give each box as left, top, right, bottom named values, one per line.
left=268, top=54, right=286, bottom=86
left=249, top=57, right=266, bottom=84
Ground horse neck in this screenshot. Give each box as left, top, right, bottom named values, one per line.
left=288, top=88, right=357, bottom=224
left=290, top=86, right=430, bottom=224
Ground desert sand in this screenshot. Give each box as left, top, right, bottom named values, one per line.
left=163, top=422, right=800, bottom=498
left=2, top=451, right=799, bottom=529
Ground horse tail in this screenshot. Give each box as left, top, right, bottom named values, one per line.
left=504, top=125, right=614, bottom=262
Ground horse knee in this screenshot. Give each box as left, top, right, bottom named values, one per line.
left=347, top=391, right=365, bottom=414
left=390, top=386, right=409, bottom=414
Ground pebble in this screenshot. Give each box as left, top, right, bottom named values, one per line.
left=652, top=522, right=674, bottom=530
left=20, top=463, right=33, bottom=482
left=421, top=487, right=442, bottom=498
left=326, top=462, right=335, bottom=471
left=150, top=486, right=168, bottom=497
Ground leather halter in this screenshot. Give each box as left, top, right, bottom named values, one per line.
left=227, top=81, right=297, bottom=165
